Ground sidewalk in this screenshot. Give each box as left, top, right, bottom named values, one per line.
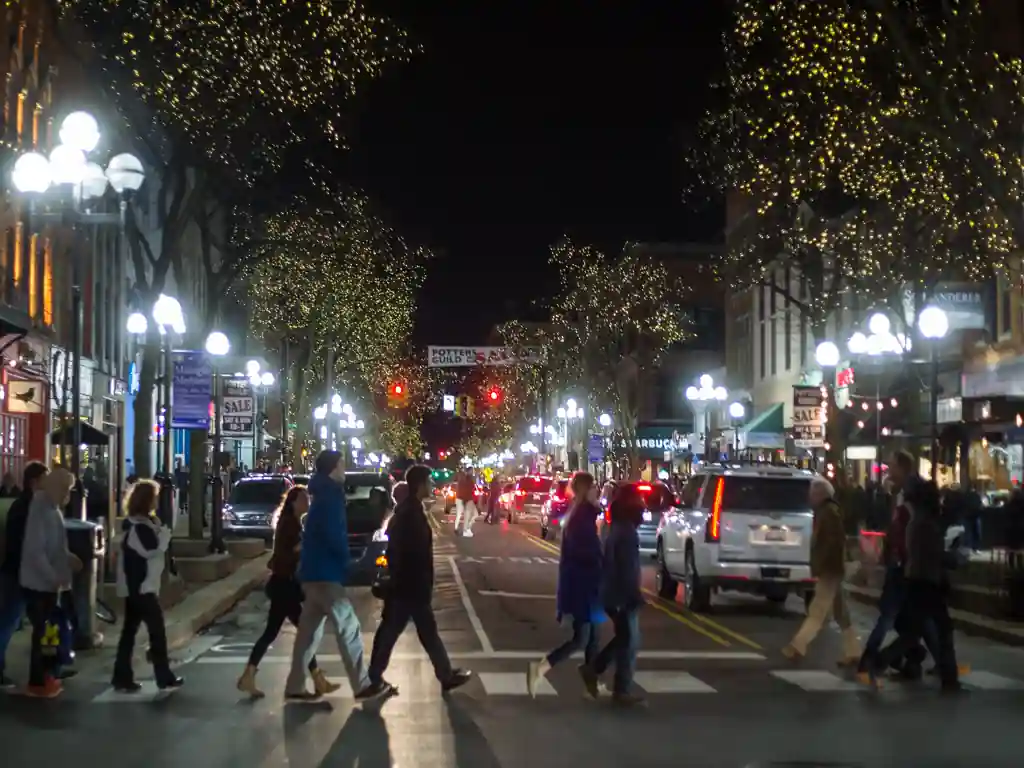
left=4, top=553, right=269, bottom=685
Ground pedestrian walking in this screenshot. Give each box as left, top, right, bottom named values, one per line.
left=579, top=483, right=645, bottom=706
left=782, top=477, right=860, bottom=665
left=111, top=479, right=183, bottom=693
left=237, top=485, right=334, bottom=698
left=19, top=468, right=81, bottom=698
left=528, top=472, right=603, bottom=697
left=0, top=462, right=48, bottom=688
left=283, top=450, right=385, bottom=701
left=453, top=470, right=478, bottom=536
left=875, top=479, right=962, bottom=692
left=367, top=465, right=471, bottom=693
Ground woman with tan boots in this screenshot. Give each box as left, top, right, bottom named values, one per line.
left=237, top=486, right=334, bottom=698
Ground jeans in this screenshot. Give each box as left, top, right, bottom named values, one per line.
left=23, top=589, right=57, bottom=687
left=546, top=618, right=599, bottom=667
left=368, top=596, right=453, bottom=684
left=858, top=566, right=905, bottom=672
left=878, top=579, right=959, bottom=686
left=285, top=582, right=367, bottom=695
left=591, top=607, right=639, bottom=694
left=248, top=576, right=318, bottom=670
left=113, top=593, right=173, bottom=685
left=0, top=573, right=24, bottom=676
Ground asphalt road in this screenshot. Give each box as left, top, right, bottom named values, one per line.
left=2, top=503, right=1024, bottom=767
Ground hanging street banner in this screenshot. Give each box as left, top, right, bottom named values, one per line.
left=792, top=385, right=824, bottom=449
left=427, top=346, right=543, bottom=367
left=171, top=351, right=212, bottom=430
left=222, top=378, right=255, bottom=436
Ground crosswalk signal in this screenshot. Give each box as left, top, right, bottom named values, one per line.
left=455, top=395, right=474, bottom=419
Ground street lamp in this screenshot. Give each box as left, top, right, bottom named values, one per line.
left=12, top=111, right=145, bottom=517
left=205, top=331, right=230, bottom=554
left=152, top=294, right=184, bottom=525
left=918, top=305, right=949, bottom=481
left=249, top=369, right=277, bottom=468
left=598, top=413, right=612, bottom=428
left=686, top=374, right=728, bottom=462
left=814, top=341, right=841, bottom=479
left=728, top=401, right=745, bottom=460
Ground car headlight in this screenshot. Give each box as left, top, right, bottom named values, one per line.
left=372, top=528, right=388, bottom=543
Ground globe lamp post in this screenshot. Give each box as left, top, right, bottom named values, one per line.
left=918, top=306, right=949, bottom=481
left=205, top=331, right=230, bottom=553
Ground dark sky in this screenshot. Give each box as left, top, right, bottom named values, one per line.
left=340, top=1, right=726, bottom=345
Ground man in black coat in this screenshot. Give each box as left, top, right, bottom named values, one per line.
left=367, top=465, right=471, bottom=692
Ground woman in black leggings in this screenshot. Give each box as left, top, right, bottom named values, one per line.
left=237, top=486, right=334, bottom=698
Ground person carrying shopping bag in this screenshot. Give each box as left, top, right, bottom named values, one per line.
left=19, top=467, right=81, bottom=698
left=528, top=472, right=603, bottom=697
left=782, top=476, right=860, bottom=665
left=237, top=485, right=333, bottom=698
left=111, top=479, right=183, bottom=693
left=579, top=484, right=645, bottom=707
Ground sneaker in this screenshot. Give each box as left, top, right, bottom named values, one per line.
left=577, top=664, right=599, bottom=700
left=24, top=678, right=62, bottom=699
left=463, top=530, right=474, bottom=538
left=611, top=691, right=647, bottom=708
left=781, top=644, right=804, bottom=662
left=157, top=675, right=184, bottom=690
left=441, top=669, right=472, bottom=692
left=355, top=680, right=395, bottom=701
left=112, top=681, right=143, bottom=694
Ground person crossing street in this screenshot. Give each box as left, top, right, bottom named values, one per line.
left=453, top=470, right=478, bottom=537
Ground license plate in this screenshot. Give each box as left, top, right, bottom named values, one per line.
left=642, top=510, right=653, bottom=522
left=765, top=529, right=787, bottom=542
left=761, top=567, right=790, bottom=579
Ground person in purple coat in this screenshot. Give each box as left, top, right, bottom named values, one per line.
left=527, top=472, right=604, bottom=697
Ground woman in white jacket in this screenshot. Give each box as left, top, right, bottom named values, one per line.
left=19, top=467, right=80, bottom=698
left=111, top=479, right=183, bottom=693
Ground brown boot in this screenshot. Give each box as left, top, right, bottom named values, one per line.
left=311, top=668, right=341, bottom=695
left=236, top=665, right=265, bottom=699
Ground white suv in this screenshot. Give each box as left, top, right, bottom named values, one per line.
left=655, top=466, right=817, bottom=612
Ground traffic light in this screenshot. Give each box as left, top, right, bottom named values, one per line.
left=486, top=386, right=502, bottom=406
left=387, top=382, right=409, bottom=408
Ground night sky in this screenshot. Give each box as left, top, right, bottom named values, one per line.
left=338, top=2, right=727, bottom=345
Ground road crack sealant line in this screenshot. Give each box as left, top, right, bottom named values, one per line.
left=521, top=530, right=764, bottom=651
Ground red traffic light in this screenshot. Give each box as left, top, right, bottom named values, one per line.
left=489, top=389, right=499, bottom=401
left=393, top=384, right=404, bottom=395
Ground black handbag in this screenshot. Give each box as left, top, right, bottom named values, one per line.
left=371, top=555, right=391, bottom=600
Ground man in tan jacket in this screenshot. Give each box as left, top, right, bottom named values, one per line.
left=783, top=477, right=860, bottom=664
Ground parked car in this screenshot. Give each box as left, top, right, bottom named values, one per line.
left=340, top=472, right=396, bottom=585
left=496, top=482, right=516, bottom=517
left=655, top=466, right=816, bottom=612
left=513, top=475, right=554, bottom=519
left=539, top=479, right=572, bottom=540
left=222, top=474, right=293, bottom=542
left=597, top=481, right=672, bottom=557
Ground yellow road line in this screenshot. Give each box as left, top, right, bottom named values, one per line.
left=520, top=531, right=732, bottom=646
left=643, top=590, right=764, bottom=651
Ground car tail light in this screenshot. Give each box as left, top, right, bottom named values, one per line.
left=604, top=509, right=611, bottom=524
left=515, top=489, right=526, bottom=497
left=706, top=477, right=725, bottom=543
left=637, top=484, right=652, bottom=492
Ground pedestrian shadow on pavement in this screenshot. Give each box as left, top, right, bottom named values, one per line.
left=444, top=697, right=503, bottom=768
left=320, top=707, right=392, bottom=767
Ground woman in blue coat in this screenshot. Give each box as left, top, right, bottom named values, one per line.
left=527, top=472, right=603, bottom=697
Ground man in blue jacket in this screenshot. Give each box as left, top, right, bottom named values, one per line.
left=284, top=450, right=391, bottom=701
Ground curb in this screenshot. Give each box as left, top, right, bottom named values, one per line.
left=845, top=581, right=1024, bottom=648
left=163, top=554, right=270, bottom=651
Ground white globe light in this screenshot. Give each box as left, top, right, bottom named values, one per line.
left=59, top=111, right=101, bottom=153
left=11, top=151, right=51, bottom=193
left=685, top=386, right=699, bottom=401
left=49, top=144, right=87, bottom=185
left=815, top=340, right=840, bottom=367
left=918, top=305, right=949, bottom=340
left=126, top=311, right=148, bottom=335
left=713, top=386, right=728, bottom=401
left=249, top=373, right=262, bottom=387
left=599, top=413, right=612, bottom=427
left=566, top=398, right=577, bottom=409
left=699, top=374, right=713, bottom=389
left=105, top=153, right=145, bottom=194
left=729, top=401, right=745, bottom=419
left=868, top=313, right=890, bottom=337
left=557, top=407, right=566, bottom=418
left=866, top=333, right=885, bottom=356
left=260, top=371, right=275, bottom=387
left=847, top=332, right=868, bottom=355
left=205, top=331, right=230, bottom=356
left=245, top=360, right=260, bottom=376
left=76, top=162, right=108, bottom=202
left=152, top=293, right=185, bottom=334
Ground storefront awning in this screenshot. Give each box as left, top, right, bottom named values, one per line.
left=741, top=403, right=784, bottom=434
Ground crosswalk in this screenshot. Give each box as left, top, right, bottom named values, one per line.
left=83, top=662, right=1024, bottom=703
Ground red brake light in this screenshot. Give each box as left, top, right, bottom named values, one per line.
left=706, top=478, right=725, bottom=542
left=637, top=484, right=652, bottom=492
left=604, top=509, right=611, bottom=524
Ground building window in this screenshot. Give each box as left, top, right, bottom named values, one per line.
left=43, top=236, right=53, bottom=326
left=28, top=233, right=38, bottom=319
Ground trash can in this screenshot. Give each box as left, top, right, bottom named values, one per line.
left=64, top=518, right=105, bottom=651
